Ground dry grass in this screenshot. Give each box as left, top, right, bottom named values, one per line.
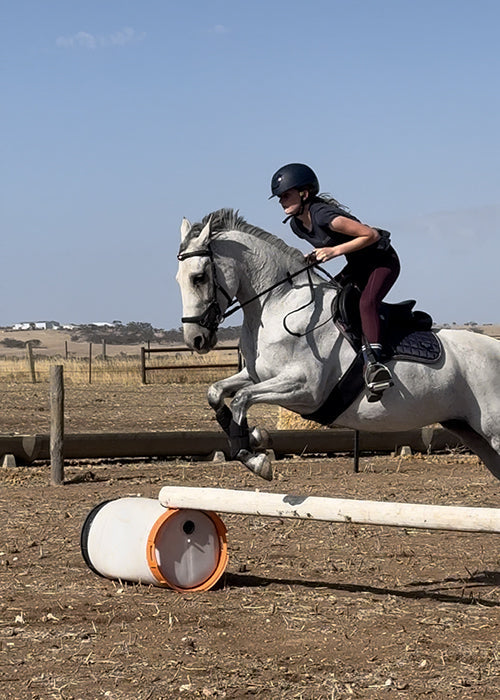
left=277, top=407, right=328, bottom=430
left=0, top=347, right=240, bottom=385
left=0, top=355, right=139, bottom=385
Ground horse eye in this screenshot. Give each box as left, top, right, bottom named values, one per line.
left=192, top=272, right=207, bottom=286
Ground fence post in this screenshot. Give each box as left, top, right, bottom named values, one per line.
left=141, top=346, right=147, bottom=384
left=26, top=341, right=36, bottom=383
left=50, top=365, right=64, bottom=485
left=102, top=340, right=107, bottom=360
left=88, top=343, right=92, bottom=384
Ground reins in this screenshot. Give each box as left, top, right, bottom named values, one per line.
left=178, top=244, right=341, bottom=335
left=222, top=261, right=339, bottom=321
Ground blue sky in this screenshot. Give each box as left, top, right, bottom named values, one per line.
left=2, top=0, right=499, bottom=328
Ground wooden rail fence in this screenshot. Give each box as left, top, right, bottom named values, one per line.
left=140, top=344, right=243, bottom=384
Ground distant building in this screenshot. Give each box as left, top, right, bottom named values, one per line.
left=11, top=321, right=61, bottom=331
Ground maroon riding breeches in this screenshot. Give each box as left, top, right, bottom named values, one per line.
left=353, top=249, right=401, bottom=345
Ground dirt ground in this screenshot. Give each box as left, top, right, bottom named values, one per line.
left=1, top=382, right=500, bottom=700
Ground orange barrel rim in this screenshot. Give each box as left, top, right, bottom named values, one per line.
left=146, top=507, right=228, bottom=592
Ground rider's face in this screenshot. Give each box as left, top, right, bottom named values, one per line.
left=279, top=188, right=303, bottom=215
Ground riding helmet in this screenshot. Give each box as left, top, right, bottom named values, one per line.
left=269, top=163, right=320, bottom=198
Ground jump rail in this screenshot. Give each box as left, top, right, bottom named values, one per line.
left=158, top=486, right=500, bottom=534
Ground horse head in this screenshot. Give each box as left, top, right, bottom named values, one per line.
left=176, top=215, right=235, bottom=353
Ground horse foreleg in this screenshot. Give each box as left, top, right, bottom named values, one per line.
left=228, top=373, right=310, bottom=481
left=229, top=373, right=309, bottom=425
left=207, top=368, right=253, bottom=411
left=206, top=370, right=270, bottom=468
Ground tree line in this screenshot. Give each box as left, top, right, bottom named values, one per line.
left=69, top=322, right=241, bottom=345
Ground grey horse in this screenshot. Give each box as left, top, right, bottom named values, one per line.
left=177, top=209, right=500, bottom=483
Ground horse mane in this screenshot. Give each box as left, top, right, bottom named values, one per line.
left=183, top=208, right=304, bottom=265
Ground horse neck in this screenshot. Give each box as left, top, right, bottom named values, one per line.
left=215, top=230, right=301, bottom=303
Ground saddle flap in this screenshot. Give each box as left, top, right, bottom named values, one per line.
left=336, top=282, right=361, bottom=332
left=335, top=283, right=435, bottom=354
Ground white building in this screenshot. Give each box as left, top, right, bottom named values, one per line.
left=11, top=321, right=61, bottom=331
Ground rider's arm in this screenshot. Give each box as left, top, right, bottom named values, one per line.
left=313, top=216, right=380, bottom=263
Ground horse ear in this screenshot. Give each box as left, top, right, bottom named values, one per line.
left=197, top=215, right=212, bottom=247
left=180, top=217, right=192, bottom=241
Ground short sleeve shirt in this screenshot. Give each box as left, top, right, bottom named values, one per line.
left=290, top=201, right=392, bottom=270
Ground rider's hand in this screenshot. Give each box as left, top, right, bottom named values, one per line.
left=313, top=247, right=340, bottom=263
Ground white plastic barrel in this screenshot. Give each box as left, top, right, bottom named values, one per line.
left=81, top=497, right=228, bottom=592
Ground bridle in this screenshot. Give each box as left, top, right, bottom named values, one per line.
left=177, top=245, right=340, bottom=334
left=177, top=248, right=232, bottom=333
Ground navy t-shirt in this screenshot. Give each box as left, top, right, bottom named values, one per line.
left=290, top=201, right=392, bottom=271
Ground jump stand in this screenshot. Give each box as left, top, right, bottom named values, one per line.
left=81, top=497, right=228, bottom=592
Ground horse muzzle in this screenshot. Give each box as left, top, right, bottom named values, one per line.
left=183, top=326, right=218, bottom=354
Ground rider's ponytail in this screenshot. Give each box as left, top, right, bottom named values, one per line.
left=313, top=193, right=350, bottom=212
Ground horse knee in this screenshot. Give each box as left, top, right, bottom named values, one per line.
left=207, top=383, right=224, bottom=410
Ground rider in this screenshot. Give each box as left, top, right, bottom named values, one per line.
left=270, top=162, right=401, bottom=400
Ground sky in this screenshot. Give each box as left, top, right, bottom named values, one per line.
left=2, top=0, right=499, bottom=329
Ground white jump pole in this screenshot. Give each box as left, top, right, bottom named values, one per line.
left=158, top=487, right=500, bottom=534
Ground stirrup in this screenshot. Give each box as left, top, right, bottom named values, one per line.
left=364, top=362, right=393, bottom=394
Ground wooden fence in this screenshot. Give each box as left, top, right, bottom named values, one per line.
left=20, top=341, right=119, bottom=384
left=1, top=342, right=243, bottom=385
left=140, top=344, right=243, bottom=384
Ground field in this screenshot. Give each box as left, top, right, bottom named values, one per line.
left=0, top=326, right=498, bottom=384
left=0, top=330, right=242, bottom=385
left=1, top=378, right=500, bottom=700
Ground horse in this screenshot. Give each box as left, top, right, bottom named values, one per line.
left=176, top=208, right=500, bottom=482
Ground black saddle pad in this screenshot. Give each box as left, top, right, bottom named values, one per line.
left=335, top=282, right=441, bottom=364
left=389, top=328, right=443, bottom=363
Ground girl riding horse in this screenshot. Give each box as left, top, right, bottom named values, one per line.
left=270, top=162, right=401, bottom=401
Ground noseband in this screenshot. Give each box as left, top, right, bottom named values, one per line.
left=177, top=248, right=232, bottom=333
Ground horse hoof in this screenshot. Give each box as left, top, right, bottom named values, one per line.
left=249, top=426, right=271, bottom=450
left=237, top=450, right=273, bottom=481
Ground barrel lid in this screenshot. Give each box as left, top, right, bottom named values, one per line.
left=147, top=508, right=228, bottom=592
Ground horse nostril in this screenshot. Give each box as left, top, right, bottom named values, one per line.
left=193, top=335, right=204, bottom=351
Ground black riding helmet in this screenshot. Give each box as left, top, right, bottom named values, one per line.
left=269, top=163, right=320, bottom=199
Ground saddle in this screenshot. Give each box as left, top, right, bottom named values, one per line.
left=334, top=282, right=441, bottom=363
left=301, top=283, right=442, bottom=426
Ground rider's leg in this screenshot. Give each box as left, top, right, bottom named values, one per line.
left=359, top=255, right=400, bottom=398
